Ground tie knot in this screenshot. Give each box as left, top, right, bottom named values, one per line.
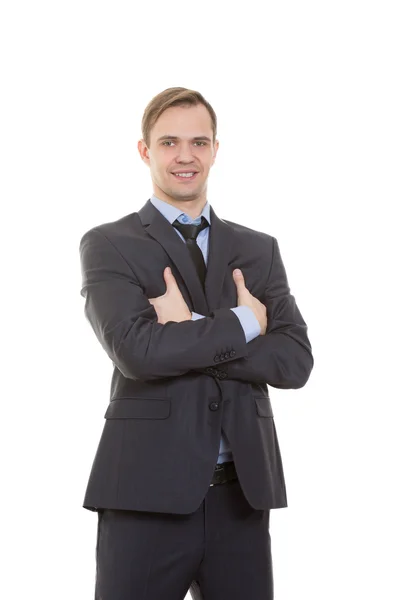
left=172, top=216, right=209, bottom=241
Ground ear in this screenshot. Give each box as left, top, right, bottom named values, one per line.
left=211, top=139, right=219, bottom=166
left=137, top=139, right=150, bottom=166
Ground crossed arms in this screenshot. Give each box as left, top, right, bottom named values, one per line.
left=79, top=228, right=313, bottom=389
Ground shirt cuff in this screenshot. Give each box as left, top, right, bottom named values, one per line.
left=191, top=312, right=205, bottom=321
left=230, top=306, right=261, bottom=343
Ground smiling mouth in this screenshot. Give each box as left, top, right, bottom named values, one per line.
left=172, top=172, right=198, bottom=181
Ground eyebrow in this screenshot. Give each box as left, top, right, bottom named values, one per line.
left=157, top=135, right=212, bottom=142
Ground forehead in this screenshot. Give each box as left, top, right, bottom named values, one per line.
left=151, top=104, right=213, bottom=139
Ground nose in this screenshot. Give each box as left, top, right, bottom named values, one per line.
left=176, top=141, right=196, bottom=163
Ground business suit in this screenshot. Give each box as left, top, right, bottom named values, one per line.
left=80, top=197, right=313, bottom=598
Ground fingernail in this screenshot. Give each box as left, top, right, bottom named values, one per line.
left=234, top=269, right=241, bottom=275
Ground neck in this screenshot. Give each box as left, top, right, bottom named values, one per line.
left=153, top=187, right=207, bottom=220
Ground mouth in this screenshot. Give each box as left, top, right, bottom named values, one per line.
left=171, top=171, right=199, bottom=182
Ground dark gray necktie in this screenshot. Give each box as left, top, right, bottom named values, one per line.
left=172, top=216, right=209, bottom=288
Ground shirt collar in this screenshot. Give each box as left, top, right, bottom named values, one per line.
left=150, top=194, right=211, bottom=225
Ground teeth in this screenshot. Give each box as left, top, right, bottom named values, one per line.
left=175, top=172, right=195, bottom=178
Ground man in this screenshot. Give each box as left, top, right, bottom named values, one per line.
left=79, top=87, right=313, bottom=600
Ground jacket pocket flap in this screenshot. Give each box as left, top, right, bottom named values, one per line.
left=104, top=398, right=171, bottom=420
left=254, top=396, right=274, bottom=417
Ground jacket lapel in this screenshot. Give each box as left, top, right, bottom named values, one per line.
left=205, top=204, right=235, bottom=313
left=137, top=199, right=235, bottom=316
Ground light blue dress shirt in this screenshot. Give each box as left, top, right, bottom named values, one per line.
left=150, top=194, right=261, bottom=463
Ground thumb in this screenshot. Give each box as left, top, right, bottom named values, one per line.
left=164, top=266, right=176, bottom=289
left=233, top=268, right=246, bottom=291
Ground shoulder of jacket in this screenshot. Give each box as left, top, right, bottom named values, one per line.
left=222, top=218, right=275, bottom=244
left=79, top=211, right=138, bottom=244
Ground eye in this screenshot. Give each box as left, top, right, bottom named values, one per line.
left=194, top=141, right=206, bottom=146
left=161, top=141, right=174, bottom=146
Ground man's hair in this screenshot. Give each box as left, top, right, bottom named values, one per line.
left=141, top=87, right=217, bottom=148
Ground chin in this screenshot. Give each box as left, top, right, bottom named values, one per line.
left=175, top=191, right=202, bottom=202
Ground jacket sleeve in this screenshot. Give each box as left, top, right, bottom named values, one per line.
left=79, top=227, right=249, bottom=381
left=192, top=306, right=261, bottom=343
left=215, top=237, right=314, bottom=389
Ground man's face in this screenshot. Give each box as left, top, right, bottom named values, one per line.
left=138, top=104, right=219, bottom=204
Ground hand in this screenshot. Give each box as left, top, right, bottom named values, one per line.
left=148, top=267, right=192, bottom=324
left=233, top=269, right=267, bottom=335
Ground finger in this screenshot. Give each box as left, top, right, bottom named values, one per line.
left=164, top=266, right=178, bottom=290
left=233, top=268, right=246, bottom=290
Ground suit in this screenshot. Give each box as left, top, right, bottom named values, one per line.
left=79, top=197, right=313, bottom=516
left=149, top=193, right=263, bottom=466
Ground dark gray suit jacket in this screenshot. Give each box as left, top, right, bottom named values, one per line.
left=79, top=199, right=313, bottom=514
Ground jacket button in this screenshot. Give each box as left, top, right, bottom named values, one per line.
left=224, top=352, right=230, bottom=359
left=214, top=355, right=221, bottom=362
left=229, top=350, right=236, bottom=357
left=205, top=367, right=215, bottom=374
left=209, top=401, right=220, bottom=411
left=218, top=372, right=227, bottom=380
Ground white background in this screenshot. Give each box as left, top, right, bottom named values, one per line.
left=1, top=1, right=399, bottom=598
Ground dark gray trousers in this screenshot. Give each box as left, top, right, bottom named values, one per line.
left=95, top=478, right=273, bottom=599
